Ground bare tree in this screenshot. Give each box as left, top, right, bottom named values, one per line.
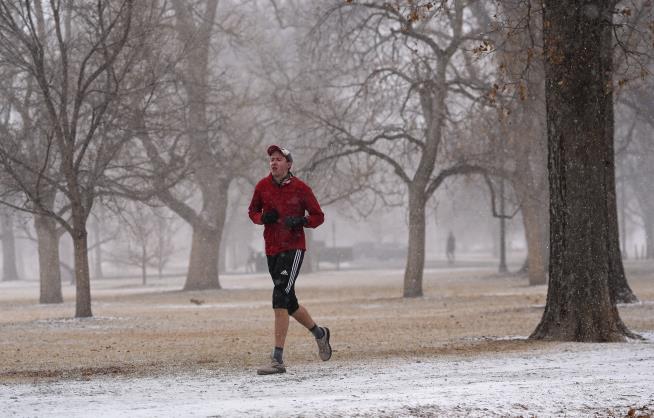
left=619, top=85, right=654, bottom=260
left=301, top=1, right=487, bottom=297
left=0, top=2, right=64, bottom=300
left=0, top=0, right=157, bottom=317
left=475, top=0, right=550, bottom=285
left=132, top=0, right=271, bottom=290
left=151, top=209, right=179, bottom=279
left=107, top=203, right=178, bottom=284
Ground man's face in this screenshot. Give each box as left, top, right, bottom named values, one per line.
left=269, top=151, right=291, bottom=178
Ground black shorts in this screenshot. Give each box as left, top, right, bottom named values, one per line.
left=267, top=249, right=305, bottom=314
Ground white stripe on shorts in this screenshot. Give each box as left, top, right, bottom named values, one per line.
left=285, top=250, right=301, bottom=294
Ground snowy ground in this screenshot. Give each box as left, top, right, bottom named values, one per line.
left=2, top=263, right=654, bottom=417
left=3, top=334, right=653, bottom=417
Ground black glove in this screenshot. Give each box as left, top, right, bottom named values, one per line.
left=285, top=216, right=307, bottom=229
left=261, top=209, right=279, bottom=224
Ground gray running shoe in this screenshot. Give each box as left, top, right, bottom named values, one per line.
left=316, top=327, right=332, bottom=361
left=256, top=356, right=286, bottom=375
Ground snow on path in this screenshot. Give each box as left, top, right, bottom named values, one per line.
left=2, top=336, right=654, bottom=418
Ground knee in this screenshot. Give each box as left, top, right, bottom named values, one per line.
left=287, top=301, right=299, bottom=316
left=272, top=289, right=299, bottom=314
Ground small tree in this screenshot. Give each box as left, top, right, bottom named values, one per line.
left=108, top=204, right=179, bottom=284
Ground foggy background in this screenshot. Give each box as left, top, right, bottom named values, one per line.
left=0, top=0, right=651, bottom=290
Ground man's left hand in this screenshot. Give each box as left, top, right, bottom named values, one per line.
left=284, top=216, right=307, bottom=229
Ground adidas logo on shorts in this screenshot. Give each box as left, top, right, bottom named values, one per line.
left=280, top=270, right=289, bottom=276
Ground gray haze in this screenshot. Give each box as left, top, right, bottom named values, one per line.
left=0, top=0, right=652, bottom=292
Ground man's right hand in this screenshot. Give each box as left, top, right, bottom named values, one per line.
left=261, top=209, right=279, bottom=224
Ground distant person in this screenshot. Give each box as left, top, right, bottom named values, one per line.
left=248, top=144, right=331, bottom=375
left=255, top=252, right=266, bottom=272
left=246, top=248, right=257, bottom=273
left=446, top=231, right=456, bottom=264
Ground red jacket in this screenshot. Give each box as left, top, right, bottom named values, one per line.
left=248, top=174, right=324, bottom=256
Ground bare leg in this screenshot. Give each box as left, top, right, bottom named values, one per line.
left=294, top=304, right=331, bottom=361
left=291, top=305, right=316, bottom=330
left=274, top=308, right=289, bottom=347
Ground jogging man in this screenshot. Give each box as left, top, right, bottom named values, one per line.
left=248, top=145, right=331, bottom=375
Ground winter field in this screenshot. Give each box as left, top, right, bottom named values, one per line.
left=1, top=262, right=654, bottom=417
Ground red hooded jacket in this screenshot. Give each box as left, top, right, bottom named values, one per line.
left=248, top=173, right=324, bottom=256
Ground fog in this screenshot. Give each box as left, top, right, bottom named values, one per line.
left=0, top=0, right=652, bottom=292
left=1, top=2, right=654, bottom=415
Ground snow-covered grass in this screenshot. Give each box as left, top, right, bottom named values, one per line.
left=3, top=334, right=653, bottom=417
left=1, top=263, right=654, bottom=417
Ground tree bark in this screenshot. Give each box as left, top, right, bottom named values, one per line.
left=182, top=179, right=228, bottom=291
left=72, top=224, right=92, bottom=318
left=403, top=188, right=426, bottom=297
left=531, top=0, right=633, bottom=341
left=34, top=215, right=63, bottom=304
left=1, top=211, right=20, bottom=281
left=185, top=224, right=222, bottom=290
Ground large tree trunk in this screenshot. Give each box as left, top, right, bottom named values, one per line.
left=169, top=0, right=225, bottom=291
left=69, top=197, right=92, bottom=317
left=183, top=181, right=228, bottom=290
left=403, top=188, right=426, bottom=297
left=72, top=225, right=92, bottom=318
left=403, top=57, right=449, bottom=298
left=531, top=0, right=633, bottom=341
left=185, top=225, right=222, bottom=290
left=34, top=215, right=63, bottom=304
left=1, top=211, right=20, bottom=281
